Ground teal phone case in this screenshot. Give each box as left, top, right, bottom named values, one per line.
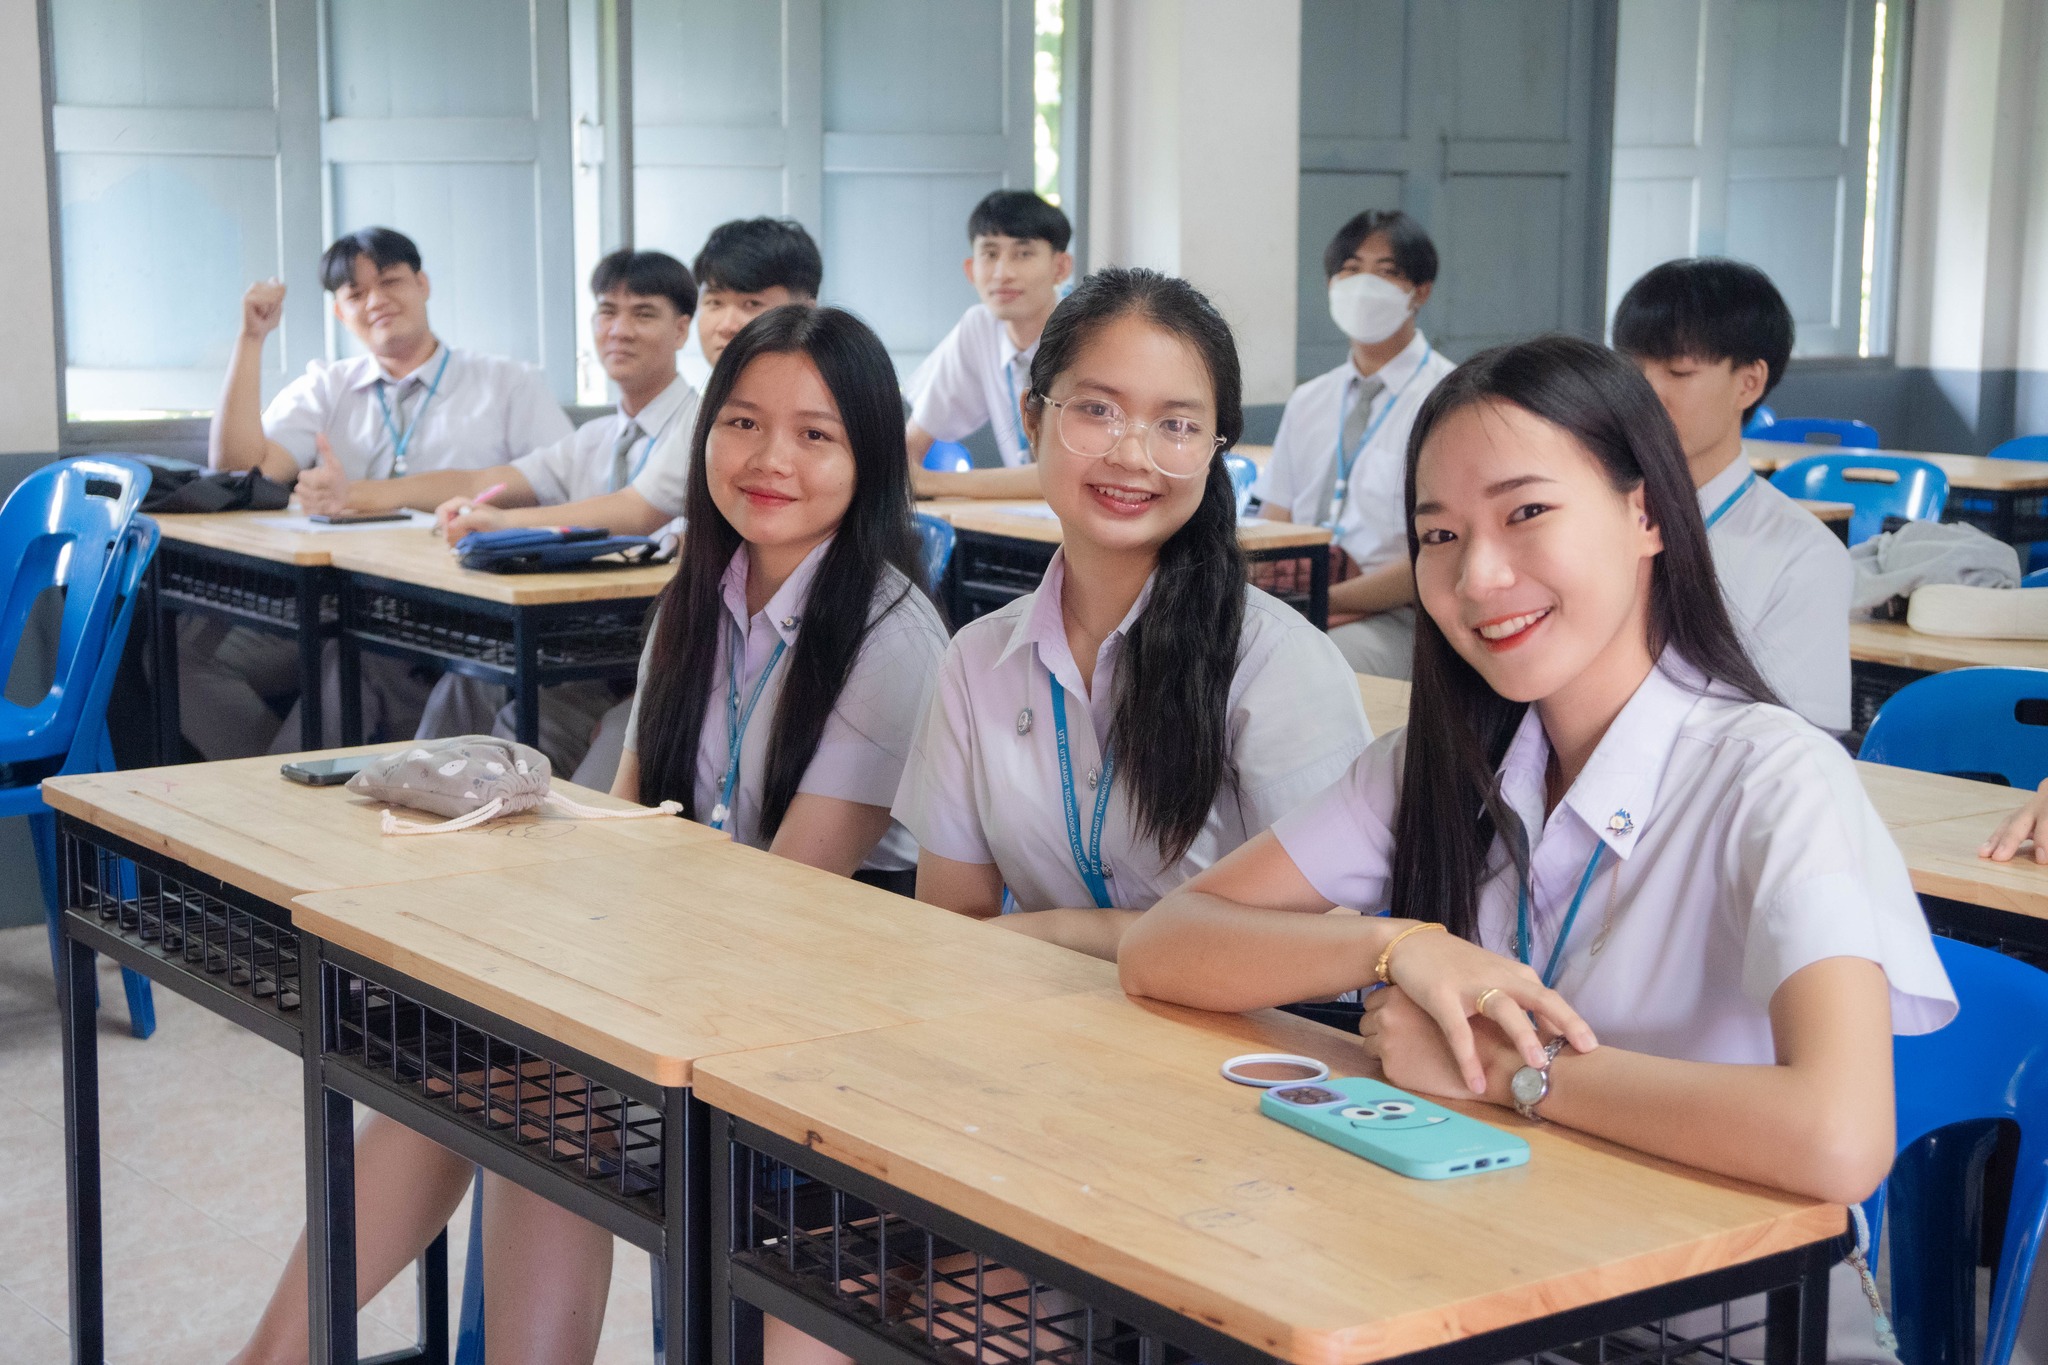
left=1258, top=1076, right=1530, bottom=1180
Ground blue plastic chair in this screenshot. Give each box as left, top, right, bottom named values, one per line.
left=1769, top=454, right=1948, bottom=545
left=923, top=440, right=974, bottom=474
left=1865, top=937, right=2048, bottom=1365
left=1750, top=416, right=1882, bottom=449
left=1990, top=434, right=2048, bottom=464
left=1861, top=667, right=2048, bottom=789
left=1742, top=404, right=1778, bottom=437
left=2023, top=567, right=2048, bottom=589
left=913, top=511, right=956, bottom=592
left=1224, top=452, right=1257, bottom=516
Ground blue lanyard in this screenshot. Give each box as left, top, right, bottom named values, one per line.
left=613, top=392, right=690, bottom=492
left=1003, top=356, right=1031, bottom=465
left=1703, top=470, right=1756, bottom=530
left=708, top=624, right=789, bottom=831
left=1047, top=665, right=1116, bottom=908
left=1326, top=344, right=1430, bottom=529
left=1514, top=842, right=1607, bottom=988
left=372, top=348, right=452, bottom=478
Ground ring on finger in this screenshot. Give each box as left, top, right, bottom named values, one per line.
left=1474, top=987, right=1503, bottom=1015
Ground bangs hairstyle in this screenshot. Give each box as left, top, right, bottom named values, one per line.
left=1022, top=267, right=1247, bottom=865
left=1612, top=258, right=1794, bottom=423
left=1322, top=209, right=1438, bottom=285
left=1391, top=334, right=1779, bottom=940
left=692, top=218, right=823, bottom=300
left=633, top=305, right=925, bottom=835
left=319, top=227, right=421, bottom=292
left=591, top=248, right=697, bottom=317
left=967, top=190, right=1073, bottom=253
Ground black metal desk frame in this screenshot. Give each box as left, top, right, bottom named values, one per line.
left=941, top=534, right=1332, bottom=630
left=54, top=815, right=447, bottom=1364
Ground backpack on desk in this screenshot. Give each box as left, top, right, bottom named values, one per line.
left=455, top=526, right=670, bottom=574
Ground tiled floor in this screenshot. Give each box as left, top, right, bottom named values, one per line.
left=0, top=924, right=653, bottom=1364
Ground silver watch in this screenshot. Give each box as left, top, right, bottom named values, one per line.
left=1510, top=1037, right=1569, bottom=1120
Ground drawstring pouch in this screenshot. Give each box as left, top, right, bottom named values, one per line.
left=343, top=735, right=680, bottom=835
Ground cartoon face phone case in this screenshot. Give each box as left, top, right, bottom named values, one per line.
left=1259, top=1076, right=1530, bottom=1180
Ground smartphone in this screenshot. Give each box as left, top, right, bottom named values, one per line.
left=280, top=754, right=374, bottom=787
left=309, top=510, right=411, bottom=525
left=1259, top=1076, right=1529, bottom=1180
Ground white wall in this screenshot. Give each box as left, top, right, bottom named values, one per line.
left=1086, top=0, right=1302, bottom=406
left=0, top=0, right=60, bottom=454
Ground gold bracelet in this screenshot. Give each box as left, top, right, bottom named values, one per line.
left=1374, top=920, right=1447, bottom=985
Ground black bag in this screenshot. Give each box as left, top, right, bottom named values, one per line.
left=136, top=456, right=292, bottom=514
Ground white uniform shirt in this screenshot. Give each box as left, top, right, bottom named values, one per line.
left=621, top=538, right=947, bottom=869
left=512, top=375, right=699, bottom=507
left=261, top=344, right=572, bottom=478
left=1697, top=457, right=1855, bottom=733
left=904, top=303, right=1037, bottom=469
left=620, top=377, right=712, bottom=519
left=1254, top=333, right=1455, bottom=574
left=894, top=549, right=1372, bottom=911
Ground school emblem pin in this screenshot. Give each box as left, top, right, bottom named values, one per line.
left=1607, top=809, right=1634, bottom=835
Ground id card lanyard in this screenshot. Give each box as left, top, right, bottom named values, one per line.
left=1003, top=354, right=1031, bottom=465
left=1514, top=842, right=1607, bottom=988
left=1324, top=343, right=1431, bottom=530
left=709, top=621, right=790, bottom=831
left=373, top=348, right=453, bottom=478
left=1703, top=470, right=1756, bottom=530
left=1047, top=664, right=1116, bottom=908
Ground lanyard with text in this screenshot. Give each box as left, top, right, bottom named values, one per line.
left=1047, top=664, right=1116, bottom=908
left=1514, top=842, right=1607, bottom=988
left=1703, top=470, right=1756, bottom=530
left=373, top=348, right=453, bottom=479
left=1325, top=343, right=1431, bottom=529
left=708, top=623, right=790, bottom=831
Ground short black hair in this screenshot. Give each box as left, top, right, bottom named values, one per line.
left=590, top=248, right=696, bottom=317
left=691, top=218, right=822, bottom=300
left=966, top=190, right=1072, bottom=253
left=320, top=227, right=422, bottom=293
left=1612, top=258, right=1795, bottom=422
left=1322, top=209, right=1437, bottom=285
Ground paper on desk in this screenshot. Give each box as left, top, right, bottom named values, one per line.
left=252, top=510, right=437, bottom=533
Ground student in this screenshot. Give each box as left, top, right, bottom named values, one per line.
left=229, top=304, right=943, bottom=1365
left=1255, top=210, right=1456, bottom=679
left=1120, top=335, right=1953, bottom=1358
left=297, top=247, right=697, bottom=776
left=903, top=190, right=1075, bottom=500
left=191, top=226, right=573, bottom=760
left=894, top=267, right=1371, bottom=961
left=1614, top=257, right=1853, bottom=732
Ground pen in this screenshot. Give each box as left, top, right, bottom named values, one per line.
left=434, top=482, right=510, bottom=536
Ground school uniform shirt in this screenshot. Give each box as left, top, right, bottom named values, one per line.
left=620, top=538, right=947, bottom=870
left=903, top=303, right=1037, bottom=469
left=1252, top=332, right=1456, bottom=573
left=261, top=344, right=572, bottom=478
left=512, top=375, right=700, bottom=505
left=894, top=548, right=1373, bottom=912
left=1697, top=457, right=1855, bottom=733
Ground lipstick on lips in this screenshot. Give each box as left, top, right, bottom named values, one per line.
left=1473, top=607, right=1551, bottom=651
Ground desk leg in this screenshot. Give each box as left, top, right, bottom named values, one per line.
left=337, top=582, right=364, bottom=747
left=1307, top=546, right=1330, bottom=631
left=149, top=556, right=182, bottom=767
left=60, top=927, right=105, bottom=1363
left=511, top=614, right=541, bottom=749
left=1997, top=492, right=2021, bottom=550
left=304, top=945, right=358, bottom=1365
left=657, top=1089, right=708, bottom=1365
left=299, top=573, right=328, bottom=751
left=1763, top=1244, right=1832, bottom=1365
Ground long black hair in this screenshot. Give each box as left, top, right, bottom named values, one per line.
left=634, top=305, right=925, bottom=836
left=1389, top=334, right=1780, bottom=939
left=1022, top=267, right=1248, bottom=864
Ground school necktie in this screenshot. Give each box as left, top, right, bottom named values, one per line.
left=1341, top=372, right=1386, bottom=456
left=608, top=419, right=644, bottom=493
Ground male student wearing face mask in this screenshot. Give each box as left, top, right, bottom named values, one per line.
left=1255, top=210, right=1455, bottom=678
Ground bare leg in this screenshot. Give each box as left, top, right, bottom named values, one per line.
left=764, top=1316, right=856, bottom=1365
left=228, top=1114, right=472, bottom=1365
left=479, top=1171, right=614, bottom=1365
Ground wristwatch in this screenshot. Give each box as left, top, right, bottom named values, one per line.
left=1510, top=1037, right=1569, bottom=1120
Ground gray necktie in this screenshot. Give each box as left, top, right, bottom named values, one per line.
left=609, top=419, right=644, bottom=492
left=1341, top=373, right=1387, bottom=458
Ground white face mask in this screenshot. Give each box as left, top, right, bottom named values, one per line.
left=1327, top=272, right=1416, bottom=345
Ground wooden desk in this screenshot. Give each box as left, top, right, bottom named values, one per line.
left=1850, top=619, right=2048, bottom=674
left=695, top=989, right=1844, bottom=1365
left=1797, top=498, right=1853, bottom=543
left=1355, top=673, right=1411, bottom=736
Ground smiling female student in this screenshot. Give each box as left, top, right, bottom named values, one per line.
left=892, top=267, right=1372, bottom=961
left=229, top=305, right=945, bottom=1365
left=1120, top=336, right=1955, bottom=1358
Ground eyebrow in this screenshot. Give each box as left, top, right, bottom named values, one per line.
left=1412, top=473, right=1559, bottom=518
left=1065, top=379, right=1205, bottom=412
left=725, top=397, right=841, bottom=423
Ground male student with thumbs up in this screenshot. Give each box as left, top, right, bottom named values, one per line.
left=190, top=226, right=571, bottom=760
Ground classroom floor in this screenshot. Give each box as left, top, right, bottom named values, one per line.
left=0, top=924, right=655, bottom=1364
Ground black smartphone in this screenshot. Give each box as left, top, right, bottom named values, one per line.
left=280, top=754, right=374, bottom=787
left=308, top=510, right=411, bottom=525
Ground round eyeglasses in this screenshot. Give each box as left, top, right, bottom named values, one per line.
left=1036, top=395, right=1223, bottom=479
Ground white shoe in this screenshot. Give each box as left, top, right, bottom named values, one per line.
left=1906, top=583, right=2048, bottom=639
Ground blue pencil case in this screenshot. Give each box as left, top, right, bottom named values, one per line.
left=456, top=526, right=670, bottom=574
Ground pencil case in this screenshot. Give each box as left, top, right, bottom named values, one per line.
left=455, top=526, right=670, bottom=573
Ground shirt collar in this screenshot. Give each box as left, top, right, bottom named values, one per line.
left=719, top=536, right=836, bottom=646
left=995, top=547, right=1156, bottom=687
left=1695, top=453, right=1754, bottom=521
left=1349, top=330, right=1432, bottom=394
left=620, top=373, right=696, bottom=438
left=351, top=342, right=451, bottom=393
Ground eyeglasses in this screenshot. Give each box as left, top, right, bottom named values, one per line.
left=1036, top=395, right=1223, bottom=480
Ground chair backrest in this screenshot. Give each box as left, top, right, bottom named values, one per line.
left=1741, top=404, right=1777, bottom=437
left=1767, top=453, right=1947, bottom=544
left=1861, top=667, right=2048, bottom=788
left=0, top=457, right=149, bottom=764
left=1989, top=434, right=2048, bottom=464
left=913, top=512, right=956, bottom=593
left=57, top=517, right=159, bottom=778
left=923, top=440, right=974, bottom=474
left=1224, top=453, right=1257, bottom=516
left=1750, top=416, right=1882, bottom=449
left=2024, top=567, right=2048, bottom=589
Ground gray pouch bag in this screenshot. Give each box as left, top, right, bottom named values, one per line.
left=345, top=735, right=679, bottom=835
